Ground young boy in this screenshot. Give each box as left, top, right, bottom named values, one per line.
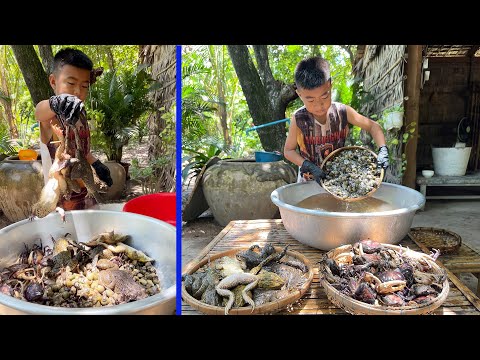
left=35, top=47, right=112, bottom=210
left=284, top=56, right=389, bottom=184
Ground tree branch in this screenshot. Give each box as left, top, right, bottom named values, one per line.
left=38, top=45, right=54, bottom=74
left=227, top=45, right=272, bottom=118
left=280, top=83, right=298, bottom=105
left=11, top=45, right=53, bottom=105
left=252, top=45, right=275, bottom=88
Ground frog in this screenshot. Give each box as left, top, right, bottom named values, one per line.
left=98, top=269, right=147, bottom=302
left=235, top=244, right=276, bottom=269
left=213, top=256, right=246, bottom=278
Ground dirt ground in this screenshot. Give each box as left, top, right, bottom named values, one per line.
left=182, top=214, right=223, bottom=267
left=91, top=140, right=150, bottom=167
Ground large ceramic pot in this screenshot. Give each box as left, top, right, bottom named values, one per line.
left=0, top=156, right=44, bottom=222
left=202, top=159, right=297, bottom=226
left=103, top=161, right=127, bottom=200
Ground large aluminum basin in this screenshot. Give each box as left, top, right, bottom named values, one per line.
left=271, top=182, right=425, bottom=251
left=0, top=210, right=176, bottom=315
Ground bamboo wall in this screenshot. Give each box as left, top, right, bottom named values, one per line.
left=418, top=57, right=480, bottom=170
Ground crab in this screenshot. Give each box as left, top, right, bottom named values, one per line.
left=362, top=272, right=406, bottom=295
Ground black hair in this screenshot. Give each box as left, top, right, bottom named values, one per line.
left=52, top=48, right=93, bottom=75
left=294, top=56, right=331, bottom=90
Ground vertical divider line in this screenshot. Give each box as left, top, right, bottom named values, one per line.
left=176, top=44, right=182, bottom=315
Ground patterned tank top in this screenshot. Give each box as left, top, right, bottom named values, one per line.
left=47, top=114, right=91, bottom=160
left=294, top=102, right=349, bottom=166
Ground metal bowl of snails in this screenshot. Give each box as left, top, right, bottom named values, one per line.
left=0, top=210, right=176, bottom=314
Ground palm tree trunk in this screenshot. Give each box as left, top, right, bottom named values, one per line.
left=139, top=45, right=176, bottom=192
left=105, top=46, right=115, bottom=71
left=0, top=69, right=18, bottom=138
left=209, top=45, right=231, bottom=147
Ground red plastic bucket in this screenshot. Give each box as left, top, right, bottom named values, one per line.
left=123, top=193, right=176, bottom=226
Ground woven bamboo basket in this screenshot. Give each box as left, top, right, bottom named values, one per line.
left=320, top=146, right=384, bottom=202
left=319, top=243, right=449, bottom=315
left=182, top=247, right=314, bottom=315
left=409, top=227, right=462, bottom=254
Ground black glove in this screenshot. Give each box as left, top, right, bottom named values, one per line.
left=377, top=145, right=389, bottom=170
left=92, top=160, right=113, bottom=187
left=49, top=94, right=84, bottom=126
left=300, top=159, right=326, bottom=184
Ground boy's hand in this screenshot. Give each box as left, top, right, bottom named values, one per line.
left=300, top=160, right=326, bottom=185
left=49, top=94, right=84, bottom=126
left=92, top=160, right=113, bottom=187
left=377, top=145, right=389, bottom=170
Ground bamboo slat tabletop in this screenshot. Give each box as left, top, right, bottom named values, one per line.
left=182, top=219, right=480, bottom=315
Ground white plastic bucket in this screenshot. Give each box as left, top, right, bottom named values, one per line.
left=432, top=146, right=472, bottom=176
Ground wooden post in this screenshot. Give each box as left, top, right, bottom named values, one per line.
left=403, top=45, right=423, bottom=189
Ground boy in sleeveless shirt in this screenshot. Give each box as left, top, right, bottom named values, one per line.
left=35, top=48, right=112, bottom=210
left=284, top=56, right=389, bottom=184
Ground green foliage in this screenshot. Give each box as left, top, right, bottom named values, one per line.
left=181, top=84, right=216, bottom=146
left=10, top=103, right=39, bottom=149
left=182, top=45, right=256, bottom=157
left=88, top=66, right=155, bottom=162
left=1, top=45, right=39, bottom=146
left=182, top=142, right=223, bottom=183
left=350, top=77, right=374, bottom=113
left=0, top=127, right=16, bottom=155
left=383, top=104, right=404, bottom=115
left=130, top=156, right=172, bottom=194
left=225, top=116, right=254, bottom=158
left=135, top=114, right=149, bottom=144
left=129, top=107, right=176, bottom=194
left=51, top=45, right=139, bottom=74
left=400, top=122, right=417, bottom=173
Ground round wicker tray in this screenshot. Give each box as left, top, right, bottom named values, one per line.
left=182, top=247, right=314, bottom=315
left=320, top=146, right=384, bottom=202
left=319, top=243, right=449, bottom=315
left=409, top=227, right=462, bottom=254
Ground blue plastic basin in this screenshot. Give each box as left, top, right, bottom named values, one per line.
left=255, top=151, right=283, bottom=162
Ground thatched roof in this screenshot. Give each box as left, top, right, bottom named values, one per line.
left=425, top=45, right=480, bottom=57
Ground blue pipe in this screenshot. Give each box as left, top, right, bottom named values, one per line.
left=246, top=118, right=290, bottom=134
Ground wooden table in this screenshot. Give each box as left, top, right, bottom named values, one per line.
left=182, top=219, right=480, bottom=315
left=408, top=232, right=480, bottom=296
left=416, top=173, right=480, bottom=210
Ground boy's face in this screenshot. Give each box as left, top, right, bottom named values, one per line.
left=296, top=80, right=332, bottom=119
left=49, top=64, right=91, bottom=101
